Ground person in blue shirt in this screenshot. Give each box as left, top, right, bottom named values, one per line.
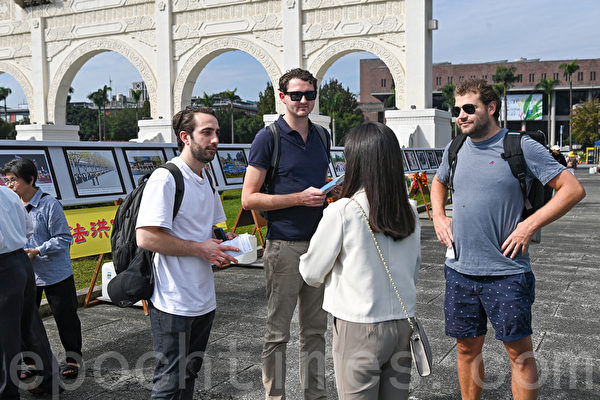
left=431, top=79, right=585, bottom=400
left=2, top=158, right=82, bottom=380
left=242, top=68, right=332, bottom=400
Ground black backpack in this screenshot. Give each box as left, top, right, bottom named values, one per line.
left=107, top=163, right=213, bottom=307
left=447, top=131, right=549, bottom=242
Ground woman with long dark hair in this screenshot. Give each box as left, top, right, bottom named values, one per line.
left=299, top=121, right=421, bottom=399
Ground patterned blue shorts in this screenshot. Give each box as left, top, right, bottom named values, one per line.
left=444, top=265, right=535, bottom=342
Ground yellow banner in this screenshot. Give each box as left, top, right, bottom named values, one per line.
left=65, top=205, right=118, bottom=259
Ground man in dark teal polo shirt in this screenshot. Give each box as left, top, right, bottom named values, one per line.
left=242, top=68, right=330, bottom=400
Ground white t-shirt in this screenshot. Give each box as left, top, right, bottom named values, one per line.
left=136, top=157, right=226, bottom=317
left=0, top=186, right=33, bottom=253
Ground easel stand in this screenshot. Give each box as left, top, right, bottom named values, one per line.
left=231, top=207, right=267, bottom=249
left=408, top=175, right=432, bottom=220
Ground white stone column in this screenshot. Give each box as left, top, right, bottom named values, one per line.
left=16, top=17, right=79, bottom=141
left=405, top=0, right=434, bottom=110
left=136, top=0, right=176, bottom=143
left=385, top=109, right=452, bottom=148
left=277, top=0, right=302, bottom=115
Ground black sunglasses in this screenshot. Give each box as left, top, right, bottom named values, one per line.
left=451, top=103, right=477, bottom=118
left=284, top=91, right=317, bottom=101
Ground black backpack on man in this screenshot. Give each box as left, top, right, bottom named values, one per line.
left=447, top=131, right=550, bottom=243
left=107, top=163, right=214, bottom=307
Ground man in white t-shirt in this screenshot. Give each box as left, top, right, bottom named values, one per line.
left=136, top=106, right=239, bottom=399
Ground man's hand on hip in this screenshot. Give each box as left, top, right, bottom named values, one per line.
left=501, top=220, right=534, bottom=259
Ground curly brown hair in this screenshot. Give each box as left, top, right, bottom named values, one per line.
left=455, top=78, right=501, bottom=122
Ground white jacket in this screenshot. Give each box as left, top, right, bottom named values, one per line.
left=299, top=191, right=421, bottom=323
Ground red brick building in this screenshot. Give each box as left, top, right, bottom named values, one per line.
left=359, top=57, right=600, bottom=145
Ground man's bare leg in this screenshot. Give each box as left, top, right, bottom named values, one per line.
left=504, top=335, right=538, bottom=400
left=457, top=336, right=485, bottom=400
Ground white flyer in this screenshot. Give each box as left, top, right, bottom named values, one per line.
left=221, top=233, right=254, bottom=257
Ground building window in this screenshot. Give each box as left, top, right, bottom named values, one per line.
left=541, top=73, right=546, bottom=80
left=529, top=73, right=535, bottom=83
left=591, top=71, right=597, bottom=81
left=381, top=78, right=386, bottom=87
left=436, top=76, right=442, bottom=85
left=553, top=72, right=559, bottom=81
left=577, top=71, right=584, bottom=81
left=470, top=75, right=476, bottom=79
left=448, top=76, right=453, bottom=84
left=482, top=75, right=487, bottom=80
left=517, top=74, right=523, bottom=83
left=459, top=76, right=464, bottom=82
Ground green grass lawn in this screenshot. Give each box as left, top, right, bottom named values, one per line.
left=72, top=189, right=434, bottom=291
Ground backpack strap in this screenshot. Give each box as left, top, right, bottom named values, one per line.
left=203, top=168, right=215, bottom=194
left=501, top=131, right=531, bottom=213
left=313, top=123, right=332, bottom=163
left=160, top=163, right=185, bottom=219
left=447, top=133, right=468, bottom=192
left=263, top=122, right=281, bottom=194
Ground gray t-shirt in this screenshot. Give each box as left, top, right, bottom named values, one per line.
left=436, top=129, right=564, bottom=276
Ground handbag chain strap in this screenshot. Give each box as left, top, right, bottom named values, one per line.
left=350, top=197, right=415, bottom=332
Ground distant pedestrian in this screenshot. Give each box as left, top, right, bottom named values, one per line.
left=550, top=145, right=567, bottom=167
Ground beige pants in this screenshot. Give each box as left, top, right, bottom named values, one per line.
left=262, top=240, right=328, bottom=400
left=333, top=318, right=412, bottom=400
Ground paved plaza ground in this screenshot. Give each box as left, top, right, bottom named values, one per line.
left=21, top=169, right=600, bottom=399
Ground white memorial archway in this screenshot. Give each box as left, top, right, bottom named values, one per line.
left=0, top=0, right=445, bottom=146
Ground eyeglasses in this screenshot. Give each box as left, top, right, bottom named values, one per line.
left=451, top=104, right=477, bottom=118
left=3, top=177, right=17, bottom=186
left=283, top=91, right=317, bottom=101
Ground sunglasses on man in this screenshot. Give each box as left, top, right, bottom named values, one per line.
left=283, top=91, right=317, bottom=101
left=451, top=103, right=477, bottom=118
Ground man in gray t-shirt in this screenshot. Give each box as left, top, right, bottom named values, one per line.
left=431, top=79, right=585, bottom=400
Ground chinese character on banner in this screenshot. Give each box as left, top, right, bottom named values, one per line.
left=70, top=223, right=90, bottom=244
left=90, top=218, right=111, bottom=239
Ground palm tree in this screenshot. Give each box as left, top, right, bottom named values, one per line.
left=559, top=60, right=580, bottom=149
left=131, top=89, right=142, bottom=121
left=87, top=90, right=104, bottom=140
left=534, top=77, right=558, bottom=145
left=492, top=65, right=518, bottom=128
left=199, top=92, right=215, bottom=107
left=223, top=89, right=240, bottom=143
left=441, top=83, right=457, bottom=137
left=98, top=85, right=111, bottom=140
left=0, top=86, right=12, bottom=122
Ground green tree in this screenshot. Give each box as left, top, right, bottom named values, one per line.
left=67, top=105, right=98, bottom=140
left=0, top=86, right=12, bottom=122
left=106, top=108, right=139, bottom=141
left=559, top=60, right=580, bottom=149
left=441, top=83, right=455, bottom=111
left=141, top=100, right=151, bottom=118
left=222, top=89, right=241, bottom=144
left=87, top=91, right=104, bottom=140
left=198, top=92, right=216, bottom=107
left=0, top=119, right=16, bottom=139
left=571, top=99, right=600, bottom=148
left=534, top=77, right=558, bottom=144
left=131, top=89, right=142, bottom=121
left=319, top=79, right=363, bottom=145
left=492, top=65, right=518, bottom=128
left=321, top=91, right=343, bottom=145
left=257, top=82, right=276, bottom=116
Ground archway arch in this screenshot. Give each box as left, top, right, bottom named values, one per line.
left=173, top=37, right=281, bottom=112
left=47, top=39, right=157, bottom=125
left=309, top=38, right=406, bottom=110
left=0, top=61, right=34, bottom=119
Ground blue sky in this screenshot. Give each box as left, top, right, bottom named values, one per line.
left=1, top=0, right=599, bottom=108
